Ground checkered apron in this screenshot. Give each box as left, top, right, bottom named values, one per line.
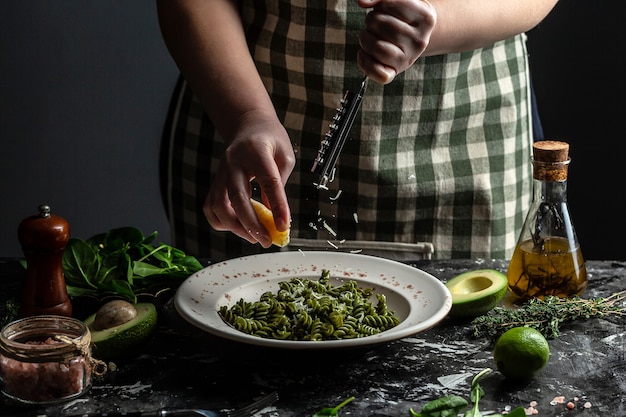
left=163, top=0, right=533, bottom=262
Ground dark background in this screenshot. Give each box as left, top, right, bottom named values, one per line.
left=0, top=2, right=177, bottom=257
left=1, top=1, right=624, bottom=261
left=526, top=0, right=626, bottom=261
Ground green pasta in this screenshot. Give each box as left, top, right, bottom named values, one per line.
left=218, top=269, right=400, bottom=341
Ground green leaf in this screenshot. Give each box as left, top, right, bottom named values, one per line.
left=104, top=226, right=144, bottom=249
left=65, top=285, right=99, bottom=298
left=410, top=395, right=469, bottom=417
left=123, top=252, right=134, bottom=284
left=175, top=254, right=203, bottom=270
left=108, top=279, right=137, bottom=303
left=133, top=261, right=170, bottom=277
left=62, top=238, right=99, bottom=289
left=147, top=244, right=174, bottom=266
left=143, top=230, right=158, bottom=244
left=61, top=227, right=203, bottom=302
left=312, top=397, right=355, bottom=416
left=463, top=369, right=492, bottom=417
left=409, top=369, right=517, bottom=417
left=96, top=254, right=122, bottom=285
left=85, top=232, right=107, bottom=247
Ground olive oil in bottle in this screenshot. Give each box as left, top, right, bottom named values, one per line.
left=507, top=141, right=587, bottom=302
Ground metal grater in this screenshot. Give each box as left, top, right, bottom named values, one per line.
left=311, top=76, right=368, bottom=189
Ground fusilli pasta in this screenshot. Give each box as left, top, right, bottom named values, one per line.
left=218, top=269, right=400, bottom=341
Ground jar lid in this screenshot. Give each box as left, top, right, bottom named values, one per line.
left=0, top=315, right=88, bottom=363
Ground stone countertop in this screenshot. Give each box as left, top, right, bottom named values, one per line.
left=1, top=258, right=625, bottom=417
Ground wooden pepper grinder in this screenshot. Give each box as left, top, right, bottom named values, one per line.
left=18, top=204, right=72, bottom=317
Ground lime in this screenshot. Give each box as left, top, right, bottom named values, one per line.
left=493, top=326, right=550, bottom=380
left=445, top=269, right=508, bottom=318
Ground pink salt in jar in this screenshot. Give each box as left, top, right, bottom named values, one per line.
left=0, top=315, right=102, bottom=404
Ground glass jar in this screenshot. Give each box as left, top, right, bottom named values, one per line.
left=0, top=315, right=96, bottom=404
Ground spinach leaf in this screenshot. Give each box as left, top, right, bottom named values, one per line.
left=463, top=369, right=526, bottom=417
left=409, top=369, right=527, bottom=417
left=313, top=397, right=355, bottom=416
left=62, top=227, right=203, bottom=302
left=409, top=395, right=468, bottom=417
left=62, top=238, right=99, bottom=289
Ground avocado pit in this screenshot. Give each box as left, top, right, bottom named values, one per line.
left=93, top=299, right=138, bottom=331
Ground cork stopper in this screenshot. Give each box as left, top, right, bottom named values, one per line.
left=532, top=140, right=570, bottom=181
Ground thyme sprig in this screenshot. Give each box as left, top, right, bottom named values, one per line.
left=471, top=290, right=626, bottom=340
left=1, top=298, right=19, bottom=329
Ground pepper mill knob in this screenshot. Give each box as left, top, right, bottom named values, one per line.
left=18, top=205, right=72, bottom=317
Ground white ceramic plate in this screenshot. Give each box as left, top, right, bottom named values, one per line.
left=174, top=251, right=452, bottom=350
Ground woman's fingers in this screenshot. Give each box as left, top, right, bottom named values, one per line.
left=203, top=117, right=294, bottom=247
left=357, top=0, right=436, bottom=83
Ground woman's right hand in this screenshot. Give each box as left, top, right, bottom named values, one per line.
left=357, top=0, right=437, bottom=84
left=203, top=111, right=295, bottom=248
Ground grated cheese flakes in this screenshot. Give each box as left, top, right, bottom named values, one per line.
left=322, top=221, right=337, bottom=237
left=329, top=189, right=342, bottom=201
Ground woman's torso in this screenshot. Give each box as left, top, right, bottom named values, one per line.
left=164, top=0, right=533, bottom=261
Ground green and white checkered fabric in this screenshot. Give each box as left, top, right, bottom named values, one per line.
left=164, top=0, right=532, bottom=261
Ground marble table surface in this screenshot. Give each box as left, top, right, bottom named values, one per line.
left=1, top=257, right=625, bottom=417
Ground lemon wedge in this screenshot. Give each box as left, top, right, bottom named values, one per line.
left=250, top=199, right=290, bottom=247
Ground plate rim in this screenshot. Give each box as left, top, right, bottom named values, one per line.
left=174, top=251, right=452, bottom=350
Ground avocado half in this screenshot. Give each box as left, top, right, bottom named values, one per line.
left=84, top=302, right=157, bottom=360
left=445, top=269, right=508, bottom=318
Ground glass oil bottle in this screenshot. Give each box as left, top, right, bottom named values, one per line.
left=507, top=140, right=587, bottom=302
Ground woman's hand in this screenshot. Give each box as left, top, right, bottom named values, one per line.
left=203, top=111, right=295, bottom=247
left=357, top=0, right=437, bottom=84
